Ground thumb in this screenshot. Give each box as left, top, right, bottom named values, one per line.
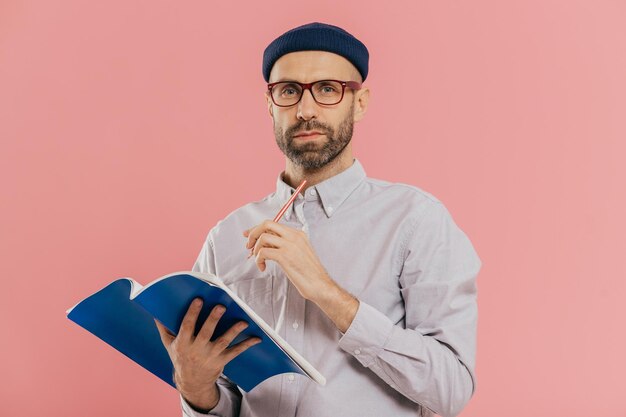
left=154, top=318, right=175, bottom=347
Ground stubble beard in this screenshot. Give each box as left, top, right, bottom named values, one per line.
left=274, top=101, right=355, bottom=170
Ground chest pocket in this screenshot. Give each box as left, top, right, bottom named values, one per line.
left=227, top=274, right=275, bottom=329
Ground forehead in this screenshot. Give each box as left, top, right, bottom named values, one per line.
left=269, top=50, right=357, bottom=83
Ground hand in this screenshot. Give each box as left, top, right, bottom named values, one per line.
left=244, top=220, right=334, bottom=301
left=243, top=220, right=359, bottom=332
left=154, top=299, right=261, bottom=411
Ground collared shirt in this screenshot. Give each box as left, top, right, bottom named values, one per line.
left=181, top=159, right=481, bottom=417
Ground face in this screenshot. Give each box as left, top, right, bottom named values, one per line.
left=265, top=51, right=367, bottom=170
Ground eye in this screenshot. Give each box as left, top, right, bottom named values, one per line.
left=315, top=82, right=341, bottom=96
left=279, top=83, right=300, bottom=97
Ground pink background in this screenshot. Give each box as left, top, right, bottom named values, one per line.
left=1, top=1, right=625, bottom=416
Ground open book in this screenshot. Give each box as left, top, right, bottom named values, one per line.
left=66, top=271, right=326, bottom=392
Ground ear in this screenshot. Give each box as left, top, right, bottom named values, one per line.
left=352, top=86, right=370, bottom=123
left=264, top=91, right=274, bottom=118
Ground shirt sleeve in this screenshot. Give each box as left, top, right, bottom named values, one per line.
left=178, top=231, right=242, bottom=417
left=180, top=379, right=241, bottom=417
left=338, top=201, right=481, bottom=417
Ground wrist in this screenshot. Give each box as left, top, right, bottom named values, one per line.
left=313, top=278, right=359, bottom=333
left=180, top=382, right=220, bottom=413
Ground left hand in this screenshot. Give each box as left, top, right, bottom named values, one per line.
left=243, top=220, right=333, bottom=302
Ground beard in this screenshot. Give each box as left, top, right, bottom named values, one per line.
left=274, top=100, right=354, bottom=170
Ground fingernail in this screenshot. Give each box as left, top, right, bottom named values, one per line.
left=194, top=298, right=202, bottom=306
left=216, top=305, right=226, bottom=314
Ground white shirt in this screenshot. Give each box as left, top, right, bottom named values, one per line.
left=181, top=159, right=481, bottom=417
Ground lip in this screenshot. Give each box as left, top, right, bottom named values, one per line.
left=293, top=130, right=323, bottom=138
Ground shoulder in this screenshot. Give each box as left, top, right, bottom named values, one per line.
left=365, top=177, right=442, bottom=203
left=356, top=176, right=447, bottom=223
left=206, top=191, right=279, bottom=246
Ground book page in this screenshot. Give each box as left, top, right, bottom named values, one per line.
left=65, top=278, right=137, bottom=314
left=129, top=271, right=219, bottom=300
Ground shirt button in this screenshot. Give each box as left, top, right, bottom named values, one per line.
left=327, top=206, right=334, bottom=214
left=287, top=374, right=295, bottom=382
left=292, top=321, right=299, bottom=329
left=310, top=189, right=317, bottom=196
left=354, top=349, right=361, bottom=355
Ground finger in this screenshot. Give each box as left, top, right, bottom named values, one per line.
left=245, top=224, right=262, bottom=250
left=246, top=220, right=291, bottom=249
left=252, top=232, right=284, bottom=257
left=195, top=304, right=226, bottom=343
left=242, top=229, right=250, bottom=237
left=245, top=220, right=282, bottom=249
left=211, top=321, right=249, bottom=353
left=154, top=319, right=175, bottom=347
left=178, top=298, right=203, bottom=342
left=222, top=337, right=262, bottom=363
left=255, top=247, right=281, bottom=272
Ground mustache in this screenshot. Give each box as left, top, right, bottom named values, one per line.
left=285, top=121, right=331, bottom=139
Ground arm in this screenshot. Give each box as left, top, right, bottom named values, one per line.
left=179, top=378, right=241, bottom=417
left=174, top=233, right=246, bottom=417
left=338, top=202, right=480, bottom=417
left=246, top=202, right=481, bottom=417
left=244, top=202, right=481, bottom=417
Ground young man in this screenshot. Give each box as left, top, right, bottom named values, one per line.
left=155, top=22, right=482, bottom=417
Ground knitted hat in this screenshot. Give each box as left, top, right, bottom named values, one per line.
left=262, top=22, right=369, bottom=83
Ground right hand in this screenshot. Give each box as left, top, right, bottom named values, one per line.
left=154, top=298, right=262, bottom=411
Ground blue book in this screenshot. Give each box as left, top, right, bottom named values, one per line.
left=66, top=271, right=326, bottom=392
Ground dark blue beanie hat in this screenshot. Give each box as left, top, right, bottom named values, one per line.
left=262, top=22, right=369, bottom=83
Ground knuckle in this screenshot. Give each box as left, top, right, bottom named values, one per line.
left=214, top=337, right=230, bottom=350
left=180, top=321, right=193, bottom=334
left=171, top=341, right=185, bottom=357
left=187, top=350, right=202, bottom=363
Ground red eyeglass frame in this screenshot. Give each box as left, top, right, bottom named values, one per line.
left=267, top=79, right=362, bottom=107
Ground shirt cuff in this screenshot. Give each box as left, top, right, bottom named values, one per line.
left=179, top=384, right=233, bottom=417
left=338, top=300, right=395, bottom=367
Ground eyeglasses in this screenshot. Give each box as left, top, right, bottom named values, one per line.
left=267, top=79, right=362, bottom=107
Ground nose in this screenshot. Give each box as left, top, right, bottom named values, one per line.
left=296, top=88, right=318, bottom=121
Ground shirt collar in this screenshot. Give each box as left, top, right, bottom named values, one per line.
left=275, top=159, right=366, bottom=220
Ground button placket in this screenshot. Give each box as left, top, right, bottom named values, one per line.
left=277, top=276, right=306, bottom=416
left=294, top=198, right=310, bottom=234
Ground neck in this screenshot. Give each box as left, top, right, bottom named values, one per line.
left=282, top=147, right=354, bottom=191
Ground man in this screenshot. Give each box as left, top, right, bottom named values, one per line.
left=155, top=22, right=481, bottom=417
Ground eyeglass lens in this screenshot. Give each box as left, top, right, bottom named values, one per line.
left=271, top=81, right=344, bottom=106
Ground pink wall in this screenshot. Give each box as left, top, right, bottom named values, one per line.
left=1, top=1, right=625, bottom=416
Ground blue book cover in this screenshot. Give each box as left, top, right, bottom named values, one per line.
left=66, top=271, right=325, bottom=392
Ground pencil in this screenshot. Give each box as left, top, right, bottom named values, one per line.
left=273, top=179, right=308, bottom=222
left=247, top=179, right=307, bottom=259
